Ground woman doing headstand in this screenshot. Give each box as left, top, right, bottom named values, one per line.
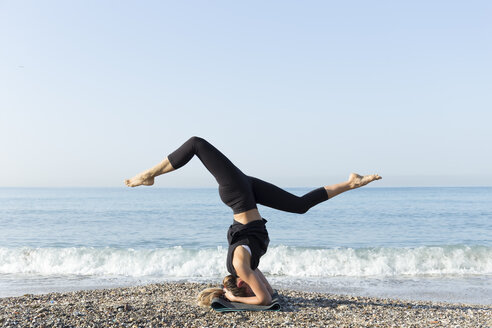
left=125, top=136, right=381, bottom=306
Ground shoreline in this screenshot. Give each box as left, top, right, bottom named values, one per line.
left=3, top=274, right=491, bottom=306
left=1, top=282, right=490, bottom=327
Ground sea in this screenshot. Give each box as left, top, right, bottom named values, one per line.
left=0, top=187, right=491, bottom=305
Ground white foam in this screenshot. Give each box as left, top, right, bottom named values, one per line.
left=0, top=245, right=490, bottom=278
left=261, top=245, right=492, bottom=277
left=0, top=246, right=227, bottom=277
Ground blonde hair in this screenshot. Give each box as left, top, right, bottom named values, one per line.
left=197, top=288, right=223, bottom=307
left=197, top=275, right=249, bottom=307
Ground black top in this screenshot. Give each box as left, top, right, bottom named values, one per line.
left=226, top=218, right=270, bottom=277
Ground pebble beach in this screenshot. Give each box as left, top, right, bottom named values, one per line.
left=0, top=282, right=490, bottom=328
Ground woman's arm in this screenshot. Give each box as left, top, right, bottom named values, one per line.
left=255, top=268, right=274, bottom=295
left=224, top=247, right=272, bottom=305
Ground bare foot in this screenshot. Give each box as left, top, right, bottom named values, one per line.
left=348, top=173, right=382, bottom=189
left=125, top=172, right=155, bottom=187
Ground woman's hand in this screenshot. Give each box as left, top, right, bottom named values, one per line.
left=223, top=288, right=237, bottom=302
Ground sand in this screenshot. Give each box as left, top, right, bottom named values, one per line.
left=0, top=282, right=490, bottom=327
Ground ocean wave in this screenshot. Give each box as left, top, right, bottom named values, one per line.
left=0, top=245, right=490, bottom=278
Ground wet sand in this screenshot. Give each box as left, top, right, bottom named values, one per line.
left=0, top=282, right=490, bottom=327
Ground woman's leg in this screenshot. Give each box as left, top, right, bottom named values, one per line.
left=125, top=137, right=259, bottom=214
left=125, top=136, right=245, bottom=188
left=166, top=136, right=245, bottom=184
left=326, top=173, right=382, bottom=198
left=125, top=158, right=174, bottom=187
left=250, top=177, right=327, bottom=214
left=250, top=173, right=381, bottom=214
left=165, top=137, right=257, bottom=214
left=125, top=136, right=381, bottom=214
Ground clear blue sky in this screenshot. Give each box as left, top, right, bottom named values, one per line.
left=1, top=1, right=491, bottom=187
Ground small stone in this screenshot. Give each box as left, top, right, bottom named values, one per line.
left=36, top=307, right=49, bottom=313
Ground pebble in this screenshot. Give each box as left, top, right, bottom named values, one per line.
left=0, top=282, right=490, bottom=327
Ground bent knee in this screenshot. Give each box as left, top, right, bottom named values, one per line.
left=189, top=136, right=205, bottom=144
left=296, top=207, right=309, bottom=214
left=293, top=202, right=310, bottom=214
left=188, top=136, right=208, bottom=149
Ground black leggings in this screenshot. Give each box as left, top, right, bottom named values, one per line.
left=167, top=136, right=329, bottom=214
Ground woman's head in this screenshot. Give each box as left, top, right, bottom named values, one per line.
left=222, top=275, right=254, bottom=297
left=196, top=275, right=251, bottom=307
left=222, top=275, right=250, bottom=297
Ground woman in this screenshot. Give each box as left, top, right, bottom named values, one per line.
left=125, top=136, right=381, bottom=306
